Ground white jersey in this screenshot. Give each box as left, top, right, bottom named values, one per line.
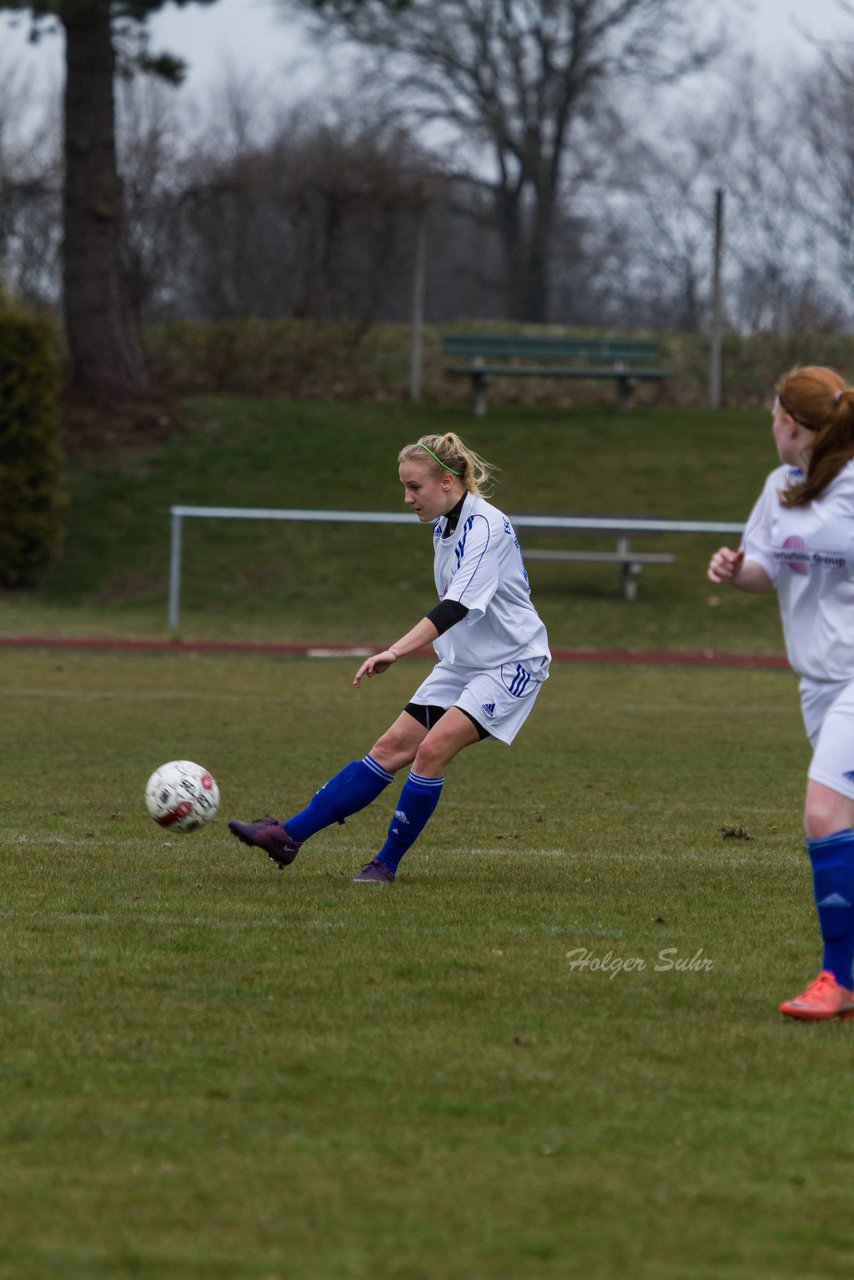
left=741, top=459, right=854, bottom=681
left=430, top=492, right=551, bottom=672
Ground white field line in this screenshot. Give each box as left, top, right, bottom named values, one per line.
left=0, top=687, right=798, bottom=721
left=0, top=908, right=336, bottom=930
left=307, top=647, right=372, bottom=658
left=5, top=830, right=802, bottom=865
left=0, top=688, right=289, bottom=702
left=454, top=846, right=802, bottom=865
left=9, top=834, right=97, bottom=846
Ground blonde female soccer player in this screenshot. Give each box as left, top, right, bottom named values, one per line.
left=708, top=366, right=854, bottom=1020
left=229, top=432, right=551, bottom=882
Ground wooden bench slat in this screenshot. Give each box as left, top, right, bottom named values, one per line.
left=525, top=550, right=676, bottom=564
left=442, top=336, right=658, bottom=348
left=443, top=342, right=659, bottom=356
left=441, top=332, right=670, bottom=414
left=446, top=364, right=669, bottom=380
left=523, top=539, right=676, bottom=600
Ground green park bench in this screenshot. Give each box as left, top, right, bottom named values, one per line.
left=443, top=333, right=670, bottom=415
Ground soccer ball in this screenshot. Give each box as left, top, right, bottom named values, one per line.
left=144, top=760, right=220, bottom=833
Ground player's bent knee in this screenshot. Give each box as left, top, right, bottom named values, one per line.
left=805, top=808, right=844, bottom=840
left=370, top=730, right=418, bottom=774
left=370, top=741, right=409, bottom=773
left=413, top=717, right=479, bottom=776
left=804, top=789, right=854, bottom=840
left=412, top=742, right=445, bottom=776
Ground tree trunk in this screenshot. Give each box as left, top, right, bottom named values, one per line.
left=496, top=185, right=554, bottom=323
left=61, top=1, right=148, bottom=399
left=509, top=233, right=551, bottom=323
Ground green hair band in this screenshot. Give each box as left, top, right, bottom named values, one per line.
left=418, top=442, right=460, bottom=475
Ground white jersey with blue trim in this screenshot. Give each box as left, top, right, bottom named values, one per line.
left=430, top=491, right=551, bottom=671
left=741, top=459, right=854, bottom=681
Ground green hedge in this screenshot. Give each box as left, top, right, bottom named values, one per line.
left=143, top=318, right=854, bottom=408
left=0, top=306, right=67, bottom=587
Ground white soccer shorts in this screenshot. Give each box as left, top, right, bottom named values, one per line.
left=801, top=675, right=854, bottom=801
left=409, top=656, right=549, bottom=746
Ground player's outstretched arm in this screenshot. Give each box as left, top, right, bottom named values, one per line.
left=353, top=617, right=440, bottom=687
left=707, top=547, right=773, bottom=592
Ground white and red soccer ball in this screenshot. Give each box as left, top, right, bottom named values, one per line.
left=144, top=760, right=220, bottom=833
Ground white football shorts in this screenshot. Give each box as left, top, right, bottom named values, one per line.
left=409, top=656, right=549, bottom=746
left=800, top=675, right=854, bottom=801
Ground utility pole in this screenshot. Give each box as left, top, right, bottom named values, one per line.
left=709, top=187, right=725, bottom=409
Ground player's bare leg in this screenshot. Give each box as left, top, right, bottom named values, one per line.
left=354, top=708, right=480, bottom=883
left=780, top=779, right=854, bottom=1019
left=228, top=714, right=426, bottom=870
left=369, top=712, right=428, bottom=774
left=412, top=707, right=480, bottom=776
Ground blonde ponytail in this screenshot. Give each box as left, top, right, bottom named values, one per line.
left=399, top=433, right=498, bottom=497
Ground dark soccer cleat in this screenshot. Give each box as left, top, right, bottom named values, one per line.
left=228, top=817, right=302, bottom=868
left=352, top=858, right=396, bottom=884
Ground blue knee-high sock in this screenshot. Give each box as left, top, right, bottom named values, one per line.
left=285, top=756, right=394, bottom=843
left=376, top=771, right=444, bottom=873
left=807, top=829, right=854, bottom=989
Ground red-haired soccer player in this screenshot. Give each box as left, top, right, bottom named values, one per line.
left=709, top=366, right=854, bottom=1020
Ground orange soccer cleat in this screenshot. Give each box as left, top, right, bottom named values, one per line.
left=779, top=970, right=854, bottom=1021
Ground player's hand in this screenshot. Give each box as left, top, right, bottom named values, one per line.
left=353, top=649, right=398, bottom=687
left=707, top=547, right=745, bottom=583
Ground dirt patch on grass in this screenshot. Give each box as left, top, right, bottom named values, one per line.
left=60, top=386, right=180, bottom=464
left=96, top=571, right=166, bottom=607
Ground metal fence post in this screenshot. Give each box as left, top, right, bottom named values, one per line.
left=168, top=507, right=184, bottom=630
left=709, top=187, right=725, bottom=409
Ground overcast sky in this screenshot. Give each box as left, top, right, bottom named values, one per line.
left=0, top=0, right=850, bottom=101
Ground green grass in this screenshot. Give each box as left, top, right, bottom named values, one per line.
left=5, top=398, right=784, bottom=654
left=2, top=648, right=852, bottom=1280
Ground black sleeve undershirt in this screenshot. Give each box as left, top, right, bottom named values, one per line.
left=426, top=598, right=469, bottom=635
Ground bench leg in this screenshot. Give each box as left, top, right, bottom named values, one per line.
left=617, top=538, right=640, bottom=601
left=470, top=372, right=488, bottom=416
left=616, top=376, right=635, bottom=411
left=621, top=564, right=641, bottom=601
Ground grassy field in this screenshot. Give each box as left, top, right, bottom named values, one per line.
left=4, top=398, right=785, bottom=655
left=4, top=397, right=847, bottom=1277
left=2, top=647, right=852, bottom=1280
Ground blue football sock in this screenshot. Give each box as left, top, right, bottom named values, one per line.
left=807, top=829, right=854, bottom=989
left=375, top=771, right=445, bottom=873
left=285, top=755, right=394, bottom=843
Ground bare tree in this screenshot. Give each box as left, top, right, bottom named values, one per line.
left=2, top=1, right=220, bottom=405
left=569, top=50, right=853, bottom=337
left=795, top=61, right=854, bottom=297
left=0, top=54, right=62, bottom=308
left=117, top=75, right=189, bottom=324
left=286, top=0, right=728, bottom=322
left=716, top=58, right=850, bottom=334
left=155, top=82, right=443, bottom=326
left=799, top=0, right=854, bottom=84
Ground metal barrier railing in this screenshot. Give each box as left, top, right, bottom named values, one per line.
left=168, top=504, right=744, bottom=629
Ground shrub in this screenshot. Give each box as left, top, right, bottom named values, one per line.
left=143, top=317, right=854, bottom=408
left=0, top=304, right=66, bottom=587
